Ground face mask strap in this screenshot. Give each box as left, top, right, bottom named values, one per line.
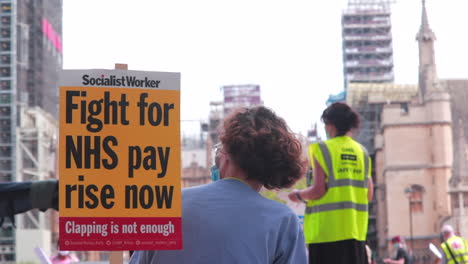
left=211, top=165, right=220, bottom=181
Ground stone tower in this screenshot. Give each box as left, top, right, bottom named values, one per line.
left=416, top=0, right=438, bottom=100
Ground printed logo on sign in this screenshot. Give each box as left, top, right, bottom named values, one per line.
left=82, top=74, right=161, bottom=88
left=341, top=154, right=357, bottom=161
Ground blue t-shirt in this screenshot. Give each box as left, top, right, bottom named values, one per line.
left=130, top=179, right=307, bottom=264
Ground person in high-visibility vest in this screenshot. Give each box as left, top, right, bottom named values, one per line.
left=438, top=224, right=468, bottom=264
left=288, top=102, right=373, bottom=264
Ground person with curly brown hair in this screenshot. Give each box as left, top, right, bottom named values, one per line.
left=130, top=106, right=308, bottom=264
left=288, top=102, right=373, bottom=264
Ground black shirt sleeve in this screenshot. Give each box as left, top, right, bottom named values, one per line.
left=395, top=248, right=410, bottom=264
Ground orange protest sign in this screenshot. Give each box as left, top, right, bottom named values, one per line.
left=59, top=69, right=181, bottom=251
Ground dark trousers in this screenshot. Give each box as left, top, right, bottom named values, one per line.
left=308, top=239, right=368, bottom=264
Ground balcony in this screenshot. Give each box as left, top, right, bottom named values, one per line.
left=343, top=9, right=391, bottom=17
left=345, top=59, right=393, bottom=67
left=342, top=10, right=391, bottom=23
left=344, top=45, right=392, bottom=54
left=0, top=94, right=10, bottom=104
left=342, top=21, right=391, bottom=29
left=376, top=47, right=392, bottom=53
left=346, top=72, right=394, bottom=82
left=345, top=61, right=360, bottom=67
left=343, top=34, right=392, bottom=41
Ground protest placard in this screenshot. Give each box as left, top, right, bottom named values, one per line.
left=58, top=69, right=181, bottom=251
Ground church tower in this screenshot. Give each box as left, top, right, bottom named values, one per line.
left=374, top=0, right=453, bottom=259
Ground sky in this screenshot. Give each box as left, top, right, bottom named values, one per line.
left=63, top=0, right=468, bottom=138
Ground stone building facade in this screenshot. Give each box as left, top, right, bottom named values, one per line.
left=374, top=1, right=468, bottom=262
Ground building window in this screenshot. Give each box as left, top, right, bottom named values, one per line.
left=1, top=54, right=10, bottom=64
left=0, top=106, right=10, bottom=117
left=452, top=193, right=460, bottom=209
left=0, top=41, right=10, bottom=51
left=1, top=16, right=11, bottom=26
left=0, top=160, right=11, bottom=170
left=0, top=119, right=10, bottom=131
left=0, top=3, right=12, bottom=13
left=0, top=172, right=11, bottom=181
left=0, top=131, right=11, bottom=143
left=1, top=28, right=10, bottom=38
left=0, top=80, right=10, bottom=90
left=400, top=103, right=409, bottom=115
left=0, top=146, right=11, bottom=157
left=0, top=67, right=10, bottom=77
left=0, top=94, right=10, bottom=104
left=408, top=184, right=424, bottom=213
left=463, top=192, right=468, bottom=208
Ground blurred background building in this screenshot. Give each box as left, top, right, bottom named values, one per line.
left=181, top=84, right=263, bottom=188
left=181, top=134, right=211, bottom=187
left=328, top=0, right=395, bottom=105
left=222, top=84, right=261, bottom=115
left=347, top=1, right=468, bottom=263
left=14, top=107, right=58, bottom=263
left=0, top=0, right=62, bottom=263
left=342, top=0, right=394, bottom=88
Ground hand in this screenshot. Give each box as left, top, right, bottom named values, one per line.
left=383, top=258, right=391, bottom=263
left=288, top=190, right=300, bottom=203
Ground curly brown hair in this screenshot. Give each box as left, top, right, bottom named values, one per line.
left=219, top=106, right=306, bottom=189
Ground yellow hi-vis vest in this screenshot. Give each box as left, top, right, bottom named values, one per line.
left=441, top=236, right=468, bottom=264
left=304, top=136, right=370, bottom=244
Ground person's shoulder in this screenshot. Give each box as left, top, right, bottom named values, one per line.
left=181, top=181, right=230, bottom=202
left=259, top=195, right=299, bottom=219
left=398, top=247, right=409, bottom=256
left=310, top=141, right=324, bottom=146
left=182, top=182, right=214, bottom=195
left=264, top=197, right=292, bottom=210
left=309, top=141, right=323, bottom=154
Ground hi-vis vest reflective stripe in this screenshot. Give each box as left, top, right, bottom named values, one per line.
left=304, top=137, right=370, bottom=244
left=441, top=236, right=468, bottom=264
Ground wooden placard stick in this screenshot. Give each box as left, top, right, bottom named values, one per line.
left=108, top=63, right=128, bottom=264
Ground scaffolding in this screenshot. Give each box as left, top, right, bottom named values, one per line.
left=208, top=101, right=223, bottom=145
left=342, top=0, right=395, bottom=89
left=347, top=83, right=418, bottom=153
left=222, top=84, right=262, bottom=115
left=347, top=0, right=396, bottom=10
left=15, top=106, right=58, bottom=263
left=208, top=84, right=262, bottom=145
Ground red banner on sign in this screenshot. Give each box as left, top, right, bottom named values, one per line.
left=59, top=217, right=182, bottom=250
